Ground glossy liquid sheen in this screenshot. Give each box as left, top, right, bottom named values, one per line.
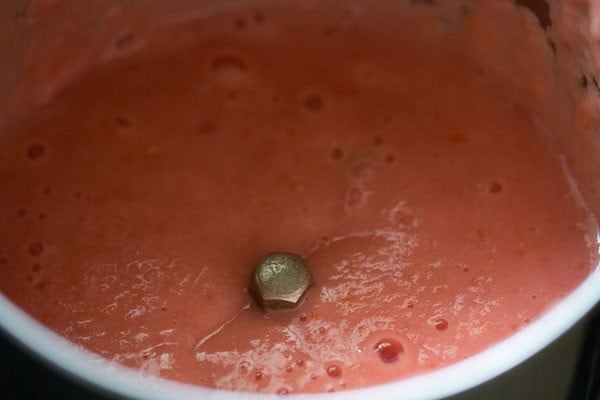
left=0, top=1, right=598, bottom=394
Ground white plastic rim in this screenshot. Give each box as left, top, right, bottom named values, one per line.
left=0, top=264, right=599, bottom=400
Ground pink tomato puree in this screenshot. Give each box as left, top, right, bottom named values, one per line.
left=0, top=0, right=598, bottom=394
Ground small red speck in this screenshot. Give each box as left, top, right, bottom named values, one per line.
left=34, top=280, right=48, bottom=290
left=198, top=122, right=217, bottom=134
left=234, top=17, right=247, bottom=30
left=253, top=12, right=264, bottom=24
left=115, top=31, right=135, bottom=49
left=434, top=318, right=449, bottom=331
left=331, top=147, right=343, bottom=161
left=114, top=116, right=132, bottom=128
left=374, top=338, right=404, bottom=363
left=304, top=94, right=324, bottom=112
left=26, top=143, right=45, bottom=160
left=28, top=242, right=44, bottom=257
left=326, top=364, right=342, bottom=378
left=447, top=131, right=468, bottom=145
left=489, top=181, right=503, bottom=193
left=323, top=26, right=336, bottom=37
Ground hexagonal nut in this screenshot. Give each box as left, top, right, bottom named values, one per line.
left=251, top=252, right=313, bottom=310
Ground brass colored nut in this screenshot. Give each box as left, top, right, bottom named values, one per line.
left=251, top=252, right=313, bottom=310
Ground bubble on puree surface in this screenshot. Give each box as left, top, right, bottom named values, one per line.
left=0, top=0, right=598, bottom=394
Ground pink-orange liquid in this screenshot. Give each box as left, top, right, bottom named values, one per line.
left=0, top=1, right=597, bottom=394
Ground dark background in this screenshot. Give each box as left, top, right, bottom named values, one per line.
left=0, top=306, right=599, bottom=400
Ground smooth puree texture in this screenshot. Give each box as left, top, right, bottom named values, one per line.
left=0, top=0, right=598, bottom=395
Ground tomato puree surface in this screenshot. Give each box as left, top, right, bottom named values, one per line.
left=0, top=1, right=598, bottom=394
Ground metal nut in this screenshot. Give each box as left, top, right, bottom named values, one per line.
left=251, top=252, right=313, bottom=310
